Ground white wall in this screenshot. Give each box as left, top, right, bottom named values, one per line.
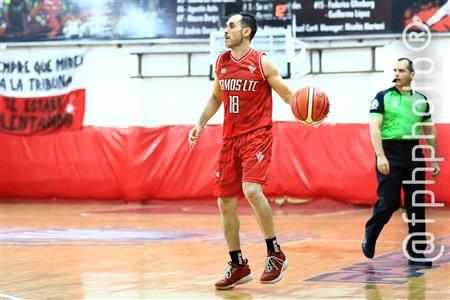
left=2, top=36, right=448, bottom=127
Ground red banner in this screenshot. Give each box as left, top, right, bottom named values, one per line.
left=0, top=89, right=85, bottom=135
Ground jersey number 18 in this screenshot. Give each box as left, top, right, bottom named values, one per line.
left=229, top=95, right=239, bottom=114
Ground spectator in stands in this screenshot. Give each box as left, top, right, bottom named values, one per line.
left=3, top=0, right=30, bottom=38
left=28, top=0, right=61, bottom=39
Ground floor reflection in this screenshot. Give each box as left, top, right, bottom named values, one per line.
left=365, top=284, right=382, bottom=300
left=215, top=289, right=253, bottom=300
left=407, top=276, right=426, bottom=300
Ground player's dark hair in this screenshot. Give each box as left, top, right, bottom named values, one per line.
left=238, top=12, right=257, bottom=41
left=397, top=57, right=415, bottom=72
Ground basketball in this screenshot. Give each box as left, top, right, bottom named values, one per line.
left=291, top=87, right=330, bottom=125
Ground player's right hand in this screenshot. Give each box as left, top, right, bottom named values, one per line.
left=188, top=124, right=203, bottom=149
left=376, top=155, right=390, bottom=175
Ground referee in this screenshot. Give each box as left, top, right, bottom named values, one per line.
left=362, top=58, right=441, bottom=267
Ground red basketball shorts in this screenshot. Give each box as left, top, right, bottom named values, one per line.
left=213, top=127, right=272, bottom=197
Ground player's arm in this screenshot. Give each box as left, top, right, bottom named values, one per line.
left=422, top=124, right=441, bottom=177
left=196, top=78, right=222, bottom=127
left=369, top=117, right=389, bottom=175
left=425, top=1, right=450, bottom=27
left=188, top=71, right=223, bottom=149
left=261, top=55, right=293, bottom=105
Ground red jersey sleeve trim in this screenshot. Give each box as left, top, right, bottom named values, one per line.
left=259, top=52, right=267, bottom=81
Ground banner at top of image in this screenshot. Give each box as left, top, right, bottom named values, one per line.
left=0, top=1, right=449, bottom=42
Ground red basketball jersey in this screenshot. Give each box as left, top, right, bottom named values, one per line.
left=216, top=48, right=272, bottom=139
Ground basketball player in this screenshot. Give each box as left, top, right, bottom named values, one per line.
left=188, top=13, right=293, bottom=290
left=412, top=0, right=450, bottom=29
left=362, top=58, right=440, bottom=267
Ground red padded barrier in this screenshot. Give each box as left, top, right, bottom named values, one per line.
left=0, top=122, right=448, bottom=204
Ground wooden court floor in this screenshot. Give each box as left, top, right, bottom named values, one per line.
left=1, top=199, right=449, bottom=300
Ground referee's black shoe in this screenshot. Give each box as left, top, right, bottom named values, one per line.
left=362, top=239, right=375, bottom=259
left=408, top=254, right=432, bottom=267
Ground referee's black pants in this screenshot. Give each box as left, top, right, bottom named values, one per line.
left=365, top=140, right=428, bottom=256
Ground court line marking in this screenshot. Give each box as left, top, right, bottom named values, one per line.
left=0, top=294, right=27, bottom=300
left=284, top=239, right=411, bottom=245
left=301, top=209, right=366, bottom=217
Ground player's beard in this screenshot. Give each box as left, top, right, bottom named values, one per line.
left=226, top=32, right=244, bottom=49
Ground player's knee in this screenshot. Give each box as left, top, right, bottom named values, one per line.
left=243, top=184, right=262, bottom=202
left=217, top=197, right=237, bottom=215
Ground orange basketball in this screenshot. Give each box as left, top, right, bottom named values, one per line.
left=291, top=87, right=330, bottom=125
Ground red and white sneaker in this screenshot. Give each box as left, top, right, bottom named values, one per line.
left=215, top=259, right=253, bottom=290
left=260, top=251, right=288, bottom=284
